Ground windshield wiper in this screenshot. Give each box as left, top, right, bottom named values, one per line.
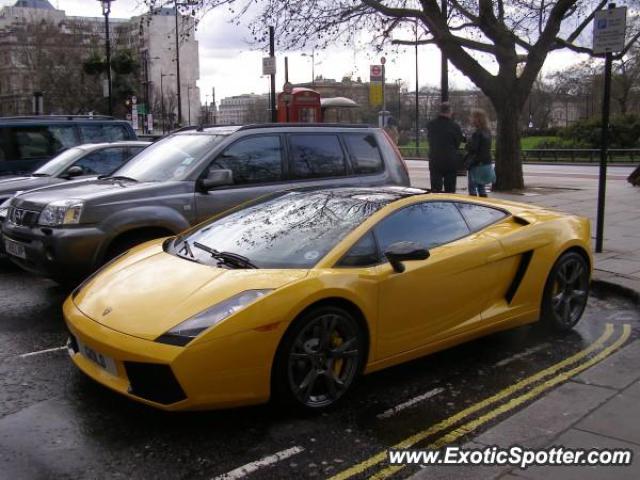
left=98, top=175, right=138, bottom=182
left=192, top=241, right=258, bottom=269
left=31, top=173, right=50, bottom=177
left=175, top=238, right=196, bottom=260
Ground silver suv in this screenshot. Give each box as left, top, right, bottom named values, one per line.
left=2, top=124, right=410, bottom=282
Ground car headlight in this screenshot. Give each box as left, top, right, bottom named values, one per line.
left=0, top=198, right=10, bottom=220
left=38, top=199, right=84, bottom=226
left=156, top=289, right=273, bottom=346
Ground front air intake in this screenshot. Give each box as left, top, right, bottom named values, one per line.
left=124, top=361, right=186, bottom=405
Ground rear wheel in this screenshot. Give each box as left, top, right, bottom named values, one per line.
left=273, top=306, right=365, bottom=411
left=541, top=251, right=590, bottom=331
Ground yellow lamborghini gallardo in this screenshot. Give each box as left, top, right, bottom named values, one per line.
left=64, top=187, right=592, bottom=411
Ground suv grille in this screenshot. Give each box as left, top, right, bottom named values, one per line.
left=8, top=207, right=40, bottom=227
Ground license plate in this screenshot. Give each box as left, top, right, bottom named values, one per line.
left=77, top=338, right=118, bottom=376
left=4, top=238, right=26, bottom=259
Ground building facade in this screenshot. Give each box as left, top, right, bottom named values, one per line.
left=0, top=0, right=200, bottom=131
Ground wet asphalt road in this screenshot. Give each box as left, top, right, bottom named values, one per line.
left=0, top=259, right=638, bottom=480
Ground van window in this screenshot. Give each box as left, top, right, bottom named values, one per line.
left=344, top=133, right=384, bottom=174
left=289, top=134, right=346, bottom=179
left=48, top=125, right=78, bottom=151
left=12, top=126, right=54, bottom=160
left=78, top=124, right=130, bottom=143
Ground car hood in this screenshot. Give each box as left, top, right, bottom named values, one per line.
left=10, top=178, right=146, bottom=210
left=73, top=241, right=309, bottom=340
left=0, top=176, right=64, bottom=198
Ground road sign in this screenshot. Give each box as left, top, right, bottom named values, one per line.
left=262, top=57, right=276, bottom=76
left=380, top=56, right=386, bottom=65
left=283, top=81, right=293, bottom=94
left=593, top=6, right=627, bottom=54
left=370, top=65, right=383, bottom=81
left=131, top=96, right=137, bottom=105
left=369, top=82, right=383, bottom=107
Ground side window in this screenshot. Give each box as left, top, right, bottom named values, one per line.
left=128, top=146, right=146, bottom=157
left=344, top=133, right=384, bottom=174
left=375, top=201, right=469, bottom=252
left=211, top=135, right=282, bottom=185
left=289, top=134, right=346, bottom=179
left=456, top=203, right=507, bottom=231
left=102, top=124, right=130, bottom=141
left=78, top=125, right=104, bottom=143
left=11, top=126, right=53, bottom=160
left=338, top=231, right=380, bottom=267
left=71, top=148, right=127, bottom=175
left=48, top=125, right=77, bottom=153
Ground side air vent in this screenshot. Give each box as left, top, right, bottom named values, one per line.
left=512, top=215, right=530, bottom=226
left=505, top=250, right=534, bottom=303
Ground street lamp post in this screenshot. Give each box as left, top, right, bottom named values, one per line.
left=98, top=0, right=116, bottom=116
left=301, top=49, right=316, bottom=85
left=187, top=85, right=193, bottom=126
left=160, top=72, right=175, bottom=134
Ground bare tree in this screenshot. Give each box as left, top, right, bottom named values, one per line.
left=146, top=0, right=639, bottom=190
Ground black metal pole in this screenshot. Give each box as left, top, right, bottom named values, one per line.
left=415, top=18, right=419, bottom=156
left=143, top=50, right=150, bottom=133
left=104, top=10, right=113, bottom=116
left=161, top=73, right=165, bottom=134
left=174, top=1, right=182, bottom=126
left=269, top=26, right=277, bottom=122
left=596, top=50, right=613, bottom=253
left=382, top=63, right=386, bottom=127
left=440, top=0, right=449, bottom=102
left=187, top=86, right=191, bottom=126
left=284, top=56, right=289, bottom=122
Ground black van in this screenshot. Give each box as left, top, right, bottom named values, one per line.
left=0, top=116, right=137, bottom=175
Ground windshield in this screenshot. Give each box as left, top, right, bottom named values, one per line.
left=179, top=190, right=395, bottom=269
left=33, top=147, right=86, bottom=176
left=110, top=134, right=226, bottom=182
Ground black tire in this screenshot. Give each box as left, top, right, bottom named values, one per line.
left=272, top=305, right=366, bottom=411
left=541, top=251, right=590, bottom=331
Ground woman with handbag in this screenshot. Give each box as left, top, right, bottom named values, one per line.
left=465, top=109, right=495, bottom=197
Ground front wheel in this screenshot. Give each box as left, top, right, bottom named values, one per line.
left=541, top=251, right=590, bottom=331
left=272, top=306, right=365, bottom=411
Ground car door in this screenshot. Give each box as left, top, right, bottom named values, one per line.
left=193, top=134, right=288, bottom=223
left=373, top=200, right=508, bottom=359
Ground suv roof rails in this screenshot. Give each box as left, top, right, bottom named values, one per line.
left=1, top=115, right=117, bottom=121
left=237, top=123, right=375, bottom=131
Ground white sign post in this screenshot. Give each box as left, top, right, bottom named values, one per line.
left=592, top=4, right=627, bottom=253
left=262, top=57, right=276, bottom=76
left=593, top=6, right=627, bottom=55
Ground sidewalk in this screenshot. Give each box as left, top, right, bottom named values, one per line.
left=407, top=163, right=640, bottom=480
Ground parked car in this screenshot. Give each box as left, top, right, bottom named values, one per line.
left=0, top=115, right=137, bottom=175
left=0, top=141, right=150, bottom=259
left=63, top=186, right=592, bottom=411
left=2, top=124, right=410, bottom=282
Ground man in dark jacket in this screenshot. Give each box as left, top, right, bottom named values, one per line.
left=427, top=103, right=464, bottom=193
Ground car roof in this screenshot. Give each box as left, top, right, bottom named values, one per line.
left=0, top=115, right=125, bottom=124
left=281, top=186, right=428, bottom=201
left=73, top=141, right=151, bottom=151
left=173, top=123, right=379, bottom=136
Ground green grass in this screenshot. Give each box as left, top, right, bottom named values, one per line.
left=400, top=136, right=563, bottom=151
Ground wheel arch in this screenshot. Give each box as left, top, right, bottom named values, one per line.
left=99, top=225, right=177, bottom=264
left=270, top=296, right=372, bottom=392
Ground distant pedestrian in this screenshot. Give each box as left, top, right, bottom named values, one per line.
left=427, top=103, right=464, bottom=193
left=465, top=109, right=495, bottom=197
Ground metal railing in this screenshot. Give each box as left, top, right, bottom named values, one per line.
left=398, top=147, right=640, bottom=164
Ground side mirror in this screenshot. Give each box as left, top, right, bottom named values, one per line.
left=384, top=241, right=430, bottom=273
left=200, top=169, right=233, bottom=190
left=64, top=165, right=84, bottom=178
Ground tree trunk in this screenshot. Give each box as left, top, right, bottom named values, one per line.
left=493, top=102, right=524, bottom=191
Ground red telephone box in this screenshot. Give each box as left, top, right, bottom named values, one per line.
left=277, top=88, right=322, bottom=123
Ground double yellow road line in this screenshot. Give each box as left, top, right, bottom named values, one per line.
left=329, top=323, right=632, bottom=480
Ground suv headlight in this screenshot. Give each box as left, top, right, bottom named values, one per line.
left=0, top=198, right=11, bottom=220
left=156, top=289, right=273, bottom=346
left=39, top=199, right=84, bottom=226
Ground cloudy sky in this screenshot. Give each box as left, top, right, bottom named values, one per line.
left=1, top=0, right=588, bottom=105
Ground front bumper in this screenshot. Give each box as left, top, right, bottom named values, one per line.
left=1, top=221, right=104, bottom=280
left=63, top=298, right=273, bottom=411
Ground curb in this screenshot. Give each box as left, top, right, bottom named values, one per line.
left=591, top=278, right=640, bottom=306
